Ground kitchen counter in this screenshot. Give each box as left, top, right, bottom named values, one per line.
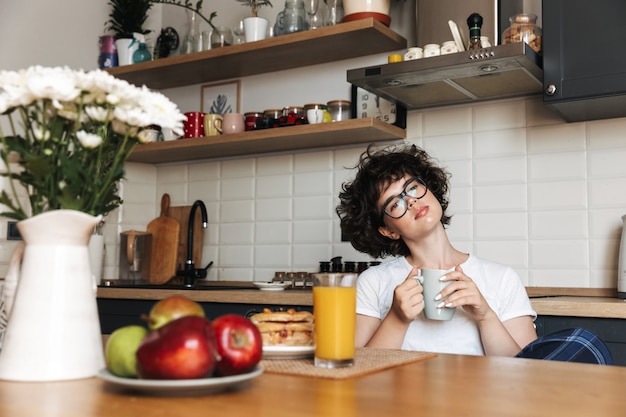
left=98, top=286, right=626, bottom=319
left=97, top=287, right=313, bottom=306
left=531, top=296, right=626, bottom=319
left=1, top=352, right=624, bottom=417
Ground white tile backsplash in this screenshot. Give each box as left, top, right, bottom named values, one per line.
left=221, top=158, right=255, bottom=178
left=256, top=175, right=292, bottom=198
left=255, top=222, right=292, bottom=244
left=528, top=181, right=587, bottom=210
left=219, top=223, right=254, bottom=244
left=473, top=156, right=526, bottom=185
left=293, top=196, right=333, bottom=219
left=475, top=212, right=528, bottom=240
left=528, top=151, right=586, bottom=181
left=589, top=178, right=626, bottom=208
left=8, top=97, right=624, bottom=288
left=422, top=133, right=473, bottom=161
left=527, top=123, right=586, bottom=154
left=588, top=148, right=626, bottom=178
left=473, top=128, right=527, bottom=158
left=221, top=177, right=255, bottom=200
left=256, top=154, right=293, bottom=176
left=474, top=184, right=527, bottom=212
left=422, top=106, right=472, bottom=136
left=219, top=200, right=255, bottom=222
left=530, top=240, right=588, bottom=268
left=529, top=211, right=588, bottom=239
left=293, top=220, right=332, bottom=243
left=473, top=99, right=526, bottom=131
left=293, top=171, right=333, bottom=196
left=255, top=198, right=293, bottom=221
left=586, top=118, right=626, bottom=149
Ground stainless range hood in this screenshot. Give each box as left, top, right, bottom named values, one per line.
left=347, top=43, right=543, bottom=110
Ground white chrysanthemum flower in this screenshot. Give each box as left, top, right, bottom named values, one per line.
left=84, top=105, right=110, bottom=122
left=24, top=66, right=80, bottom=103
left=136, top=88, right=185, bottom=134
left=58, top=108, right=79, bottom=121
left=76, top=130, right=102, bottom=148
left=106, top=93, right=121, bottom=106
left=113, top=105, right=152, bottom=128
left=32, top=125, right=50, bottom=141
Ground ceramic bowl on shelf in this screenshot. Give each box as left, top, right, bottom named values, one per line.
left=342, top=12, right=391, bottom=27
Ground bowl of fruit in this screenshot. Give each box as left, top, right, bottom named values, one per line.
left=100, top=295, right=264, bottom=394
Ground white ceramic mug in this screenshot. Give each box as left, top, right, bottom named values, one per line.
left=307, top=108, right=324, bottom=124
left=214, top=113, right=245, bottom=134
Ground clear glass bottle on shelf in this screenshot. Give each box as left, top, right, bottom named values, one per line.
left=502, top=13, right=542, bottom=53
left=326, top=0, right=343, bottom=25
left=181, top=10, right=201, bottom=54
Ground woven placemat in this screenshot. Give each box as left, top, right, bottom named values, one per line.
left=260, top=347, right=437, bottom=380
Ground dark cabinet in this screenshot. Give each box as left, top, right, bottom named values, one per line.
left=543, top=0, right=626, bottom=122
left=97, top=298, right=312, bottom=334
left=536, top=316, right=626, bottom=366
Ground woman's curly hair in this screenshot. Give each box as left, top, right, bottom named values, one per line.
left=336, top=144, right=451, bottom=259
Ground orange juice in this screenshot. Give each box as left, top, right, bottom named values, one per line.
left=313, top=286, right=357, bottom=360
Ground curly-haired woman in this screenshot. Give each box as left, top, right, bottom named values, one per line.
left=337, top=144, right=612, bottom=364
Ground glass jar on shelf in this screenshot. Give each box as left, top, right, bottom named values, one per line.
left=502, top=13, right=542, bottom=54
left=326, top=100, right=351, bottom=122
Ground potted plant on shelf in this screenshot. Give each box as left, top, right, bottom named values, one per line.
left=237, top=0, right=273, bottom=42
left=106, top=0, right=153, bottom=65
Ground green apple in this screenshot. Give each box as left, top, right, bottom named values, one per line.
left=105, top=325, right=149, bottom=378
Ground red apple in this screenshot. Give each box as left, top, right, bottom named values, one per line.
left=144, top=295, right=205, bottom=330
left=212, top=314, right=263, bottom=376
left=136, top=316, right=217, bottom=379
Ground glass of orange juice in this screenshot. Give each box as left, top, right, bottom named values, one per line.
left=312, top=273, right=358, bottom=368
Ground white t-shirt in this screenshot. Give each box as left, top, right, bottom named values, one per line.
left=356, top=254, right=536, bottom=356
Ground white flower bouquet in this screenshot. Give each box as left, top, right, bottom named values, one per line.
left=0, top=66, right=185, bottom=221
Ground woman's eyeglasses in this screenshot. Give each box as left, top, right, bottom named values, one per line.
left=380, top=177, right=428, bottom=221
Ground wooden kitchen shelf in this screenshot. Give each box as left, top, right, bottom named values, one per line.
left=107, top=19, right=407, bottom=89
left=127, top=118, right=406, bottom=163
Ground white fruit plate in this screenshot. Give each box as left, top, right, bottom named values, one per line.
left=262, top=345, right=315, bottom=360
left=97, top=367, right=263, bottom=394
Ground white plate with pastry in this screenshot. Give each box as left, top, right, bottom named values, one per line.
left=252, top=282, right=291, bottom=291
left=262, top=345, right=315, bottom=360
left=250, top=308, right=315, bottom=359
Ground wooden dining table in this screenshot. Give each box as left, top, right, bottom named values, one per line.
left=1, top=348, right=625, bottom=417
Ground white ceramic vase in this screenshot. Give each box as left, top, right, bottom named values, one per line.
left=244, top=17, right=269, bottom=42
left=0, top=210, right=105, bottom=381
left=115, top=38, right=139, bottom=66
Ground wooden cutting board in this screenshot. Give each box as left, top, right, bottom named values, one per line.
left=168, top=204, right=204, bottom=273
left=146, top=194, right=180, bottom=284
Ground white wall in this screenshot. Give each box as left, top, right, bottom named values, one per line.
left=2, top=1, right=626, bottom=289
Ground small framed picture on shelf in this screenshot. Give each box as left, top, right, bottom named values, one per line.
left=201, top=80, right=241, bottom=114
left=351, top=85, right=407, bottom=129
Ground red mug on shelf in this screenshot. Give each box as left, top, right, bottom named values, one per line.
left=183, top=112, right=206, bottom=138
